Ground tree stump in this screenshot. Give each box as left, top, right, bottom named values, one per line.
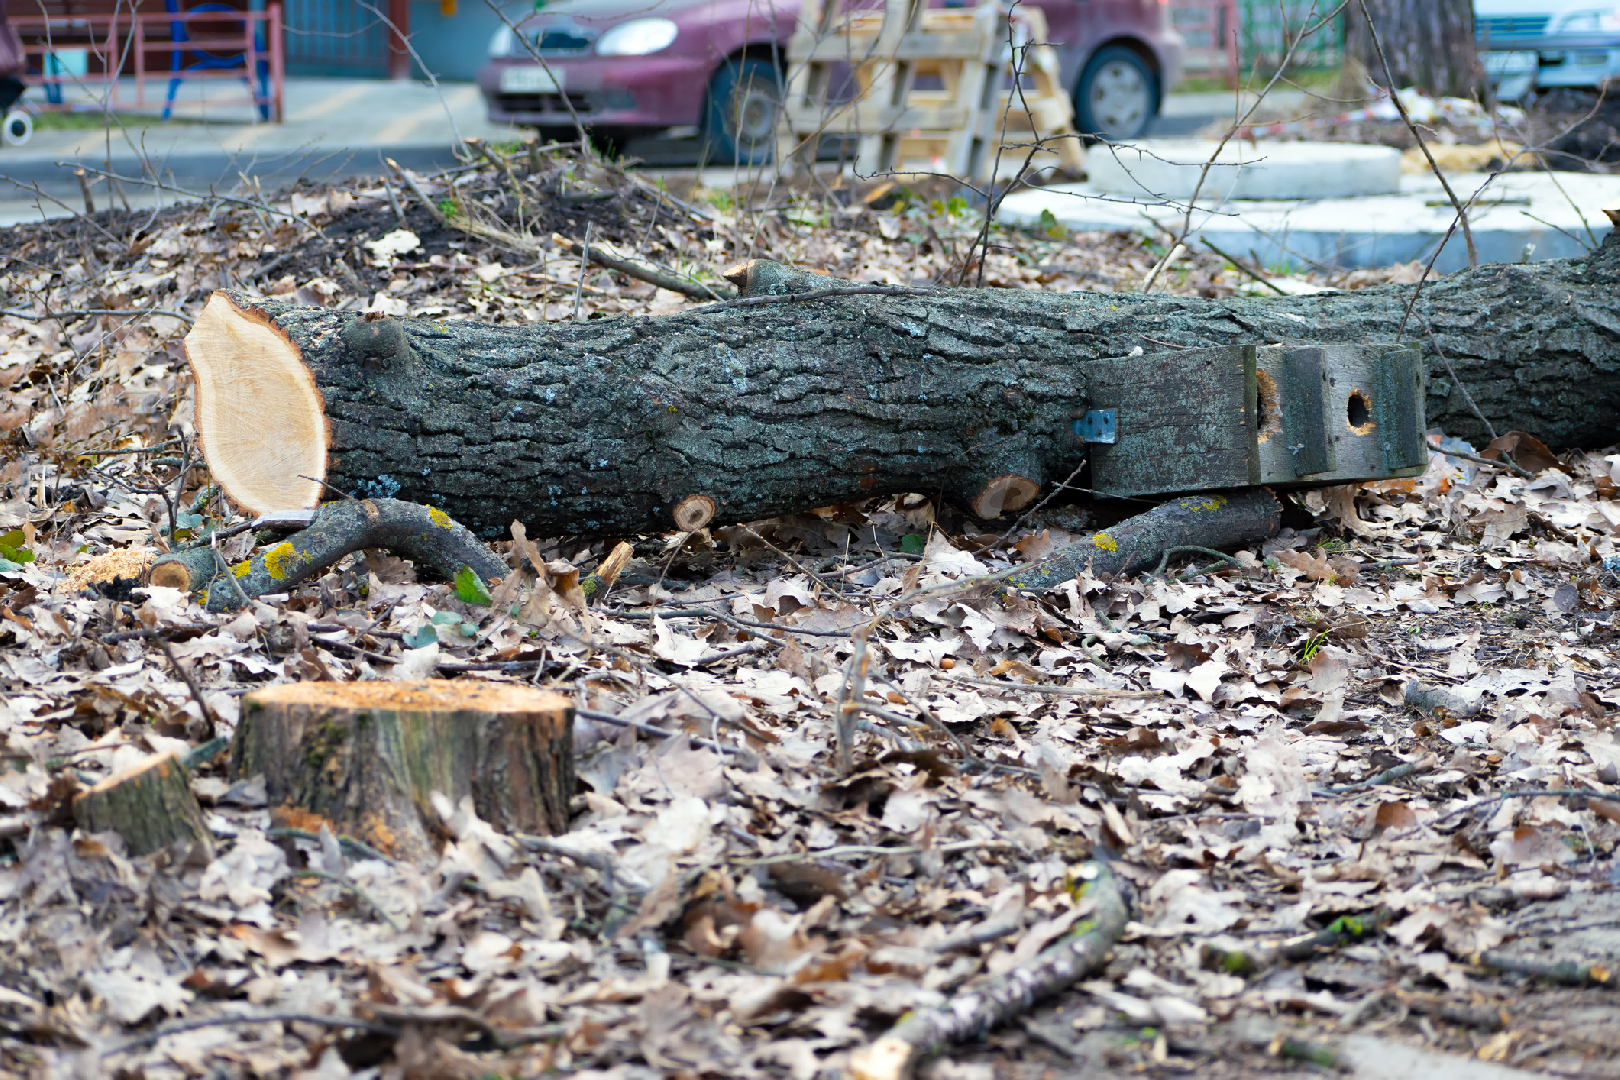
left=72, top=751, right=214, bottom=859
left=232, top=682, right=574, bottom=861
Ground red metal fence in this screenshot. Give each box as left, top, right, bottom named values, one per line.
left=8, top=5, right=284, bottom=121
left=1173, top=0, right=1240, bottom=88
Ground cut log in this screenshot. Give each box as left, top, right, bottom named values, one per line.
left=72, top=751, right=214, bottom=859
left=232, top=682, right=574, bottom=861
left=149, top=497, right=506, bottom=612
left=182, top=238, right=1620, bottom=536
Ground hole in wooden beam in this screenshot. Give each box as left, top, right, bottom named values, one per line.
left=1346, top=390, right=1375, bottom=434
left=1254, top=369, right=1281, bottom=444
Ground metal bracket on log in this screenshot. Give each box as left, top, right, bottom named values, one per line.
left=1086, top=342, right=1427, bottom=498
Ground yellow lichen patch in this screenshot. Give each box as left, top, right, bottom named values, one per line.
left=233, top=561, right=251, bottom=577
left=1189, top=495, right=1228, bottom=512
left=264, top=542, right=302, bottom=581
left=1092, top=532, right=1118, bottom=552
left=428, top=506, right=453, bottom=529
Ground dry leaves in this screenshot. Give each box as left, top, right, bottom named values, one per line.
left=0, top=149, right=1616, bottom=1076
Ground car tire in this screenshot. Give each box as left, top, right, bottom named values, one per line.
left=1074, top=45, right=1158, bottom=142
left=702, top=57, right=782, bottom=167
left=2, top=111, right=31, bottom=148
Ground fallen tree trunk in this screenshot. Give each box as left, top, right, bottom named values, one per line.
left=184, top=241, right=1620, bottom=537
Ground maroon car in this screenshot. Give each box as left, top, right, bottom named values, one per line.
left=479, top=0, right=1183, bottom=163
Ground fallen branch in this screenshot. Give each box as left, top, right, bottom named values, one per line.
left=180, top=256, right=1472, bottom=538
left=149, top=498, right=505, bottom=612
left=848, top=860, right=1128, bottom=1080
left=1478, top=951, right=1619, bottom=988
left=1004, top=489, right=1281, bottom=590
left=552, top=233, right=733, bottom=301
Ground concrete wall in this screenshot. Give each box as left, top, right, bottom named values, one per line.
left=281, top=0, right=527, bottom=81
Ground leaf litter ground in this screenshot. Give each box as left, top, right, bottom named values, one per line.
left=0, top=146, right=1618, bottom=1078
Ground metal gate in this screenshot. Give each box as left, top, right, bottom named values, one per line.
left=282, top=0, right=388, bottom=77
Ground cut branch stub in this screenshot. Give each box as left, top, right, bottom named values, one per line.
left=147, top=559, right=196, bottom=592
left=231, top=681, right=574, bottom=861
left=672, top=494, right=717, bottom=531
left=970, top=474, right=1040, bottom=519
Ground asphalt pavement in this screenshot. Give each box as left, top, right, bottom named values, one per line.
left=0, top=77, right=523, bottom=226
left=0, top=79, right=1276, bottom=226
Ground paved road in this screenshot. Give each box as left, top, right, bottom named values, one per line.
left=0, top=81, right=1301, bottom=226
left=0, top=77, right=522, bottom=224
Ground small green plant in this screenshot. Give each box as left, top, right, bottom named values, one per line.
left=1037, top=207, right=1066, bottom=240
left=0, top=530, right=34, bottom=572
left=899, top=534, right=925, bottom=555
left=784, top=207, right=827, bottom=228
left=1298, top=629, right=1328, bottom=662
left=437, top=198, right=457, bottom=219
left=454, top=565, right=492, bottom=607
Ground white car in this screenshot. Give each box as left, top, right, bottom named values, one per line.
left=1476, top=0, right=1620, bottom=98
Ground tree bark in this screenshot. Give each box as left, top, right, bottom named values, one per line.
left=1344, top=0, right=1480, bottom=99
left=183, top=242, right=1620, bottom=539
left=72, top=751, right=214, bottom=860
left=232, top=682, right=574, bottom=862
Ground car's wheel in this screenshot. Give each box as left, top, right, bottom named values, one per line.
left=703, top=57, right=782, bottom=166
left=2, top=111, right=31, bottom=147
left=1074, top=45, right=1158, bottom=142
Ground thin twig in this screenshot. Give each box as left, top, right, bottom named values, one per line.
left=1356, top=0, right=1476, bottom=268
left=0, top=306, right=195, bottom=324
left=288, top=869, right=403, bottom=931
left=1442, top=445, right=1533, bottom=479
left=694, top=284, right=937, bottom=314
left=938, top=675, right=1163, bottom=699
left=572, top=222, right=592, bottom=323
left=1423, top=324, right=1498, bottom=442
left=1316, top=754, right=1437, bottom=796
left=388, top=159, right=448, bottom=226
left=1385, top=787, right=1620, bottom=843
left=1201, top=237, right=1287, bottom=295
left=575, top=707, right=752, bottom=757
left=104, top=1012, right=402, bottom=1057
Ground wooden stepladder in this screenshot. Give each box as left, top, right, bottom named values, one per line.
left=775, top=0, right=1084, bottom=181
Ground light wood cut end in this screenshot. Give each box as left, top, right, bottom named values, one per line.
left=185, top=292, right=329, bottom=517
left=147, top=559, right=198, bottom=591
left=673, top=493, right=717, bottom=531
left=245, top=680, right=571, bottom=717
left=971, top=475, right=1040, bottom=519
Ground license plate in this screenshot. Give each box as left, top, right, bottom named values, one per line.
left=499, top=66, right=563, bottom=94
left=1484, top=51, right=1537, bottom=76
